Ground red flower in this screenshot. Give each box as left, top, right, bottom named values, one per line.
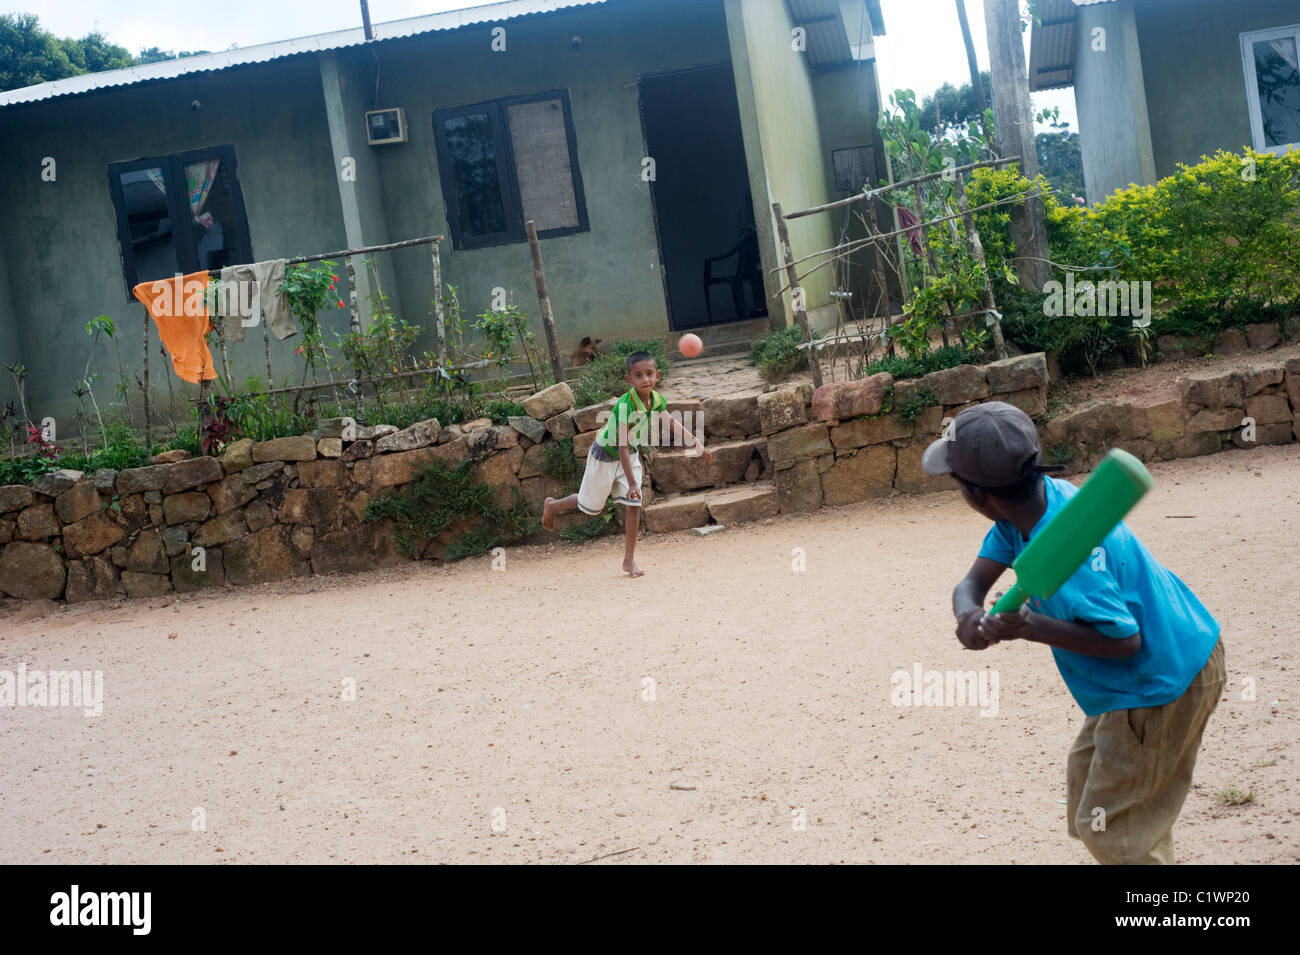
left=294, top=346, right=304, bottom=355
left=338, top=298, right=346, bottom=309
left=330, top=274, right=338, bottom=281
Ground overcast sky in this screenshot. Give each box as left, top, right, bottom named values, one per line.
left=5, top=0, right=1077, bottom=131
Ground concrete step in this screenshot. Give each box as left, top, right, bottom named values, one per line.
left=642, top=481, right=777, bottom=532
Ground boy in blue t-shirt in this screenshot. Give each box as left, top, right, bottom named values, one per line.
left=922, top=401, right=1225, bottom=864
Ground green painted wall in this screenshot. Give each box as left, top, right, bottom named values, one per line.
left=0, top=57, right=349, bottom=427
left=0, top=239, right=20, bottom=411
left=346, top=0, right=736, bottom=361
left=1136, top=0, right=1300, bottom=178
left=725, top=0, right=838, bottom=332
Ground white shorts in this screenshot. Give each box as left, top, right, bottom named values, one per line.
left=577, top=444, right=642, bottom=514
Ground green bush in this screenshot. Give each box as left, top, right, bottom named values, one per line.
left=560, top=514, right=613, bottom=543
left=572, top=339, right=670, bottom=408
left=967, top=149, right=1300, bottom=375
left=862, top=344, right=981, bottom=381
left=482, top=398, right=527, bottom=424
left=543, top=437, right=579, bottom=483
left=364, top=456, right=537, bottom=559
left=896, top=387, right=938, bottom=423
left=0, top=419, right=151, bottom=485
left=748, top=326, right=809, bottom=383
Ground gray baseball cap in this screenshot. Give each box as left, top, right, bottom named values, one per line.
left=921, top=401, right=1062, bottom=487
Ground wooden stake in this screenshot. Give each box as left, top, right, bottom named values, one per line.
left=431, top=241, right=447, bottom=365
left=141, top=306, right=152, bottom=455
left=771, top=202, right=823, bottom=389
left=953, top=172, right=1008, bottom=360
left=525, top=220, right=565, bottom=386
left=344, top=255, right=363, bottom=419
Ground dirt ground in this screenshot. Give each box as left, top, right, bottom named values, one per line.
left=0, top=445, right=1296, bottom=865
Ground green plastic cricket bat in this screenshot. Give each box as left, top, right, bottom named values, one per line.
left=989, top=448, right=1154, bottom=615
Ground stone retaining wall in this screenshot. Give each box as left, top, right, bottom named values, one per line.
left=1, top=349, right=1296, bottom=603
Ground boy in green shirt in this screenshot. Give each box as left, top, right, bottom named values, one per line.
left=543, top=352, right=710, bottom=576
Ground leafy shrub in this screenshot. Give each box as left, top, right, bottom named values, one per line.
left=482, top=398, right=526, bottom=424
left=896, top=387, right=938, bottom=423
left=748, top=326, right=809, bottom=383
left=861, top=344, right=981, bottom=382
left=560, top=500, right=615, bottom=542
left=364, top=457, right=537, bottom=559
left=0, top=419, right=150, bottom=485
left=543, top=437, right=579, bottom=483
left=224, top=378, right=303, bottom=442
left=968, top=149, right=1300, bottom=375
left=0, top=454, right=58, bottom=486
left=572, top=339, right=670, bottom=408
left=56, top=420, right=149, bottom=472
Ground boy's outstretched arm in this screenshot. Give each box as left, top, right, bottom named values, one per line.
left=663, top=413, right=711, bottom=459
left=952, top=557, right=1008, bottom=650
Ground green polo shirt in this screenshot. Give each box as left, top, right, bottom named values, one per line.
left=595, top=388, right=667, bottom=457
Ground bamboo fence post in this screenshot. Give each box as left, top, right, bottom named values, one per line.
left=524, top=220, right=565, bottom=387
left=344, top=255, right=363, bottom=419
left=141, top=306, right=152, bottom=455
left=431, top=241, right=447, bottom=365
left=952, top=172, right=1008, bottom=360
left=771, top=202, right=823, bottom=389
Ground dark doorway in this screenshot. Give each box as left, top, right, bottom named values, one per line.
left=640, top=63, right=764, bottom=330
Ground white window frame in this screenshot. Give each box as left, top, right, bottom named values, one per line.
left=1240, top=24, right=1300, bottom=154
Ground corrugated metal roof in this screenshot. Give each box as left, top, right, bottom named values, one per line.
left=1029, top=0, right=1117, bottom=91
left=0, top=0, right=612, bottom=109
left=786, top=0, right=885, bottom=66
left=788, top=0, right=885, bottom=36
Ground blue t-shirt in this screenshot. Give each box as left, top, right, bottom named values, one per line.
left=978, top=476, right=1220, bottom=716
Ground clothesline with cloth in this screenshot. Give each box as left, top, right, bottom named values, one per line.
left=131, top=233, right=445, bottom=386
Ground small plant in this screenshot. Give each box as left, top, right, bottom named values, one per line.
left=225, top=377, right=302, bottom=442
left=482, top=398, right=527, bottom=425
left=1214, top=787, right=1255, bottom=807
left=1044, top=444, right=1076, bottom=466
left=560, top=514, right=612, bottom=543
left=572, top=339, right=671, bottom=407
left=1128, top=322, right=1156, bottom=368
left=72, top=315, right=116, bottom=453
left=749, top=326, right=810, bottom=383
left=200, top=394, right=243, bottom=456
left=543, top=437, right=579, bottom=483
left=896, top=386, right=938, bottom=423
left=282, top=260, right=340, bottom=382
left=3, top=361, right=32, bottom=430
left=364, top=457, right=538, bottom=559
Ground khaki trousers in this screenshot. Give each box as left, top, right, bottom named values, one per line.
left=1066, top=639, right=1226, bottom=864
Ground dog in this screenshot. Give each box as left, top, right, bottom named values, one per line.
left=570, top=336, right=602, bottom=367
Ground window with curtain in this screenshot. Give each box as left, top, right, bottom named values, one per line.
left=108, top=145, right=252, bottom=299
left=1241, top=25, right=1300, bottom=153
left=433, top=90, right=588, bottom=250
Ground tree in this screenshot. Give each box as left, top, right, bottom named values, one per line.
left=954, top=0, right=993, bottom=151
left=60, top=31, right=132, bottom=73
left=1036, top=126, right=1085, bottom=201
left=0, top=14, right=202, bottom=93
left=137, top=46, right=212, bottom=64
left=0, top=13, right=78, bottom=91
left=919, top=73, right=993, bottom=136
left=135, top=46, right=174, bottom=65
left=984, top=0, right=1050, bottom=290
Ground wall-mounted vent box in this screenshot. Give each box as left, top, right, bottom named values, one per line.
left=366, top=108, right=408, bottom=146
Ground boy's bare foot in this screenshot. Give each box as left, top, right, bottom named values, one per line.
left=542, top=497, right=557, bottom=532
left=622, top=558, right=644, bottom=578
